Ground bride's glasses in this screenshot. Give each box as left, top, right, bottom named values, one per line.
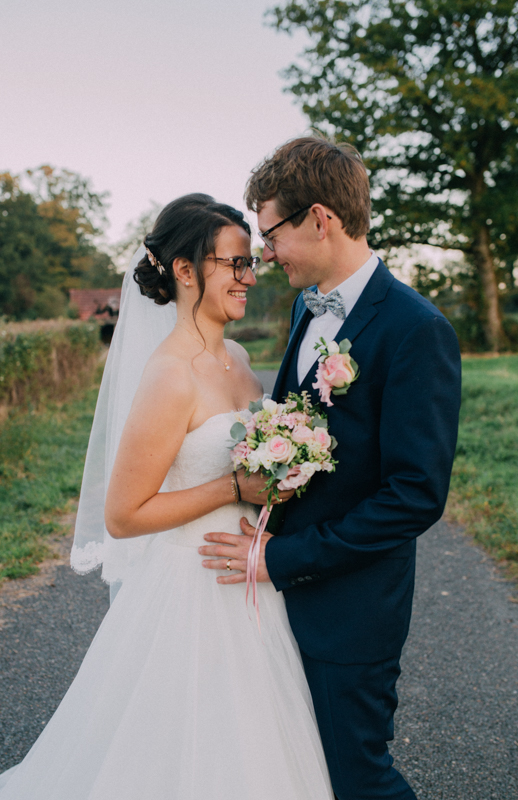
left=206, top=256, right=260, bottom=283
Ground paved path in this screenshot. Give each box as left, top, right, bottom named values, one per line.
left=1, top=520, right=516, bottom=796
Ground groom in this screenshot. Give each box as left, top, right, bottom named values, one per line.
left=200, top=137, right=461, bottom=799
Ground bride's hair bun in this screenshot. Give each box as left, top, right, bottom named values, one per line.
left=133, top=193, right=251, bottom=307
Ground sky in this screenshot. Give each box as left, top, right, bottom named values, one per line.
left=1, top=0, right=310, bottom=248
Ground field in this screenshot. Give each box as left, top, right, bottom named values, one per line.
left=0, top=374, right=100, bottom=580
left=447, top=354, right=518, bottom=580
left=0, top=355, right=516, bottom=583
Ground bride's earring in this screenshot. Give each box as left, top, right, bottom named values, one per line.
left=185, top=282, right=190, bottom=287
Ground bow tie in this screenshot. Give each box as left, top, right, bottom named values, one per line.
left=303, top=288, right=346, bottom=320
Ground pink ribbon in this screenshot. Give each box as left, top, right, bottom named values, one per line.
left=246, top=505, right=271, bottom=633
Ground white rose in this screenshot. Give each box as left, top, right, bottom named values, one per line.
left=327, top=340, right=340, bottom=355
left=262, top=398, right=278, bottom=415
left=299, top=462, right=317, bottom=479
left=247, top=449, right=263, bottom=472
left=321, top=461, right=334, bottom=472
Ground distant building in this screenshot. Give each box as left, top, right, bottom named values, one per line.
left=69, top=288, right=122, bottom=343
left=69, top=288, right=122, bottom=321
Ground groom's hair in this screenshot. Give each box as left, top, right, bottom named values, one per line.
left=245, top=136, right=371, bottom=240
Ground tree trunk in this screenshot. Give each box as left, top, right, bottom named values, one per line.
left=472, top=224, right=505, bottom=352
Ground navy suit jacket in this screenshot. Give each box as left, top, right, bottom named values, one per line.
left=265, top=261, right=462, bottom=664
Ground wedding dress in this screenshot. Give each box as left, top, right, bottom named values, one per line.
left=0, top=410, right=334, bottom=799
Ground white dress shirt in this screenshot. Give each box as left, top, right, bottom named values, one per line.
left=297, top=252, right=379, bottom=384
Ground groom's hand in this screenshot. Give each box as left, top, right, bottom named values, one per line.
left=199, top=517, right=272, bottom=584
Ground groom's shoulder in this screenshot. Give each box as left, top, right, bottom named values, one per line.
left=382, top=267, right=448, bottom=328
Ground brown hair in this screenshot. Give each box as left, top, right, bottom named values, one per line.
left=134, top=194, right=250, bottom=326
left=245, top=137, right=371, bottom=240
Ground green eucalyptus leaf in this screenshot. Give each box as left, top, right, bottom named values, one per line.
left=332, top=385, right=350, bottom=396
left=330, top=435, right=338, bottom=451
left=339, top=338, right=352, bottom=354
left=313, top=416, right=328, bottom=428
left=230, top=422, right=247, bottom=442
left=275, top=463, right=289, bottom=480
left=249, top=399, right=263, bottom=414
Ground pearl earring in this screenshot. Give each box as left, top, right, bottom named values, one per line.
left=185, top=282, right=190, bottom=287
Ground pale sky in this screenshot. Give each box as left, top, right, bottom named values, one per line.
left=1, top=0, right=309, bottom=247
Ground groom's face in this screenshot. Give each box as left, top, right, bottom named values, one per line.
left=257, top=200, right=328, bottom=290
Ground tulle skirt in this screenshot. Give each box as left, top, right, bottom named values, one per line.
left=0, top=533, right=333, bottom=799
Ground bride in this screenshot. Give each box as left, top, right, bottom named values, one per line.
left=0, top=194, right=333, bottom=799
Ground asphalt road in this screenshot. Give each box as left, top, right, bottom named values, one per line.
left=1, top=520, right=516, bottom=797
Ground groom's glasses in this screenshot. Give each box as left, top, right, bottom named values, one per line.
left=258, top=205, right=332, bottom=252
left=206, top=256, right=260, bottom=283
left=258, top=205, right=312, bottom=251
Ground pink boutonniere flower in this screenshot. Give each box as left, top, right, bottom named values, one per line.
left=312, top=337, right=359, bottom=407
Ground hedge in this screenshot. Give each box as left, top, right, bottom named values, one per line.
left=0, top=319, right=101, bottom=409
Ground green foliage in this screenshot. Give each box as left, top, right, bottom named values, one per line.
left=0, top=319, right=101, bottom=408
left=0, top=168, right=121, bottom=320
left=0, top=379, right=100, bottom=579
left=449, top=355, right=518, bottom=580
left=268, top=0, right=518, bottom=349
left=411, top=260, right=518, bottom=351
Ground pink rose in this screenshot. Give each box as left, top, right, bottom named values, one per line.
left=245, top=418, right=256, bottom=435
left=322, top=353, right=355, bottom=388
left=231, top=441, right=250, bottom=468
left=313, top=427, right=332, bottom=450
left=277, top=465, right=310, bottom=490
left=291, top=425, right=315, bottom=444
left=313, top=352, right=356, bottom=407
left=264, top=435, right=297, bottom=464
left=312, top=362, right=333, bottom=406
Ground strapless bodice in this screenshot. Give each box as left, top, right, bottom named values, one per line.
left=154, top=411, right=257, bottom=549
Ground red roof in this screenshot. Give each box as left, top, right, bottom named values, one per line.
left=69, top=289, right=121, bottom=321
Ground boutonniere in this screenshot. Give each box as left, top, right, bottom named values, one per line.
left=312, top=337, right=359, bottom=407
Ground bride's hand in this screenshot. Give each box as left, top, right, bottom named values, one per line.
left=236, top=470, right=295, bottom=505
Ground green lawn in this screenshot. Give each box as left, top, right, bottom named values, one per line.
left=448, top=355, right=518, bottom=581
left=0, top=375, right=100, bottom=580
left=1, top=354, right=517, bottom=584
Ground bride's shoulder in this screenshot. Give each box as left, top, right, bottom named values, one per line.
left=137, top=349, right=196, bottom=408
left=225, top=338, right=251, bottom=366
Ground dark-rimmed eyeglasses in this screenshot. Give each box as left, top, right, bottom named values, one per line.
left=258, top=206, right=312, bottom=252
left=258, top=205, right=332, bottom=251
left=205, top=256, right=260, bottom=282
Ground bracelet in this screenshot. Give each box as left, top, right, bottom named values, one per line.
left=233, top=470, right=242, bottom=502
left=230, top=473, right=239, bottom=505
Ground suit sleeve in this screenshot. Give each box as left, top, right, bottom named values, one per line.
left=265, top=314, right=462, bottom=590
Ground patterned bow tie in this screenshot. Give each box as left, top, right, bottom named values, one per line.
left=303, top=288, right=346, bottom=320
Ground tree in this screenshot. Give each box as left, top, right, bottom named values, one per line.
left=0, top=168, right=121, bottom=319
left=268, top=0, right=518, bottom=350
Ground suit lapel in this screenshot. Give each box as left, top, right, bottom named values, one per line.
left=299, top=262, right=394, bottom=390
left=272, top=305, right=313, bottom=401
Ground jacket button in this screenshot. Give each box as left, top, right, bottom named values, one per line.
left=304, top=575, right=312, bottom=581
left=290, top=579, right=297, bottom=586
left=312, top=574, right=320, bottom=579
left=297, top=576, right=305, bottom=582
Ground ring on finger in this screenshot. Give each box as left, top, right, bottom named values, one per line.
left=226, top=559, right=232, bottom=571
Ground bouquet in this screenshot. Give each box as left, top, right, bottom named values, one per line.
left=229, top=391, right=337, bottom=627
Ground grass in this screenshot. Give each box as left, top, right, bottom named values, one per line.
left=448, top=355, right=518, bottom=582
left=0, top=372, right=100, bottom=580
left=1, top=352, right=517, bottom=585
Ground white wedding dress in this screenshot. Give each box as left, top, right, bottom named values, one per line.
left=0, top=411, right=333, bottom=799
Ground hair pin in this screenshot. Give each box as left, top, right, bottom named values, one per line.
left=145, top=245, right=165, bottom=275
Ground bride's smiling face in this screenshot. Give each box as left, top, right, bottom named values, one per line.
left=199, top=224, right=257, bottom=324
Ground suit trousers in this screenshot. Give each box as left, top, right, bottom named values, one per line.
left=300, top=651, right=417, bottom=800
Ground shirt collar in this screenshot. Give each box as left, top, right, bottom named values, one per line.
left=318, top=251, right=379, bottom=317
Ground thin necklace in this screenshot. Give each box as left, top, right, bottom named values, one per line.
left=177, top=325, right=231, bottom=371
